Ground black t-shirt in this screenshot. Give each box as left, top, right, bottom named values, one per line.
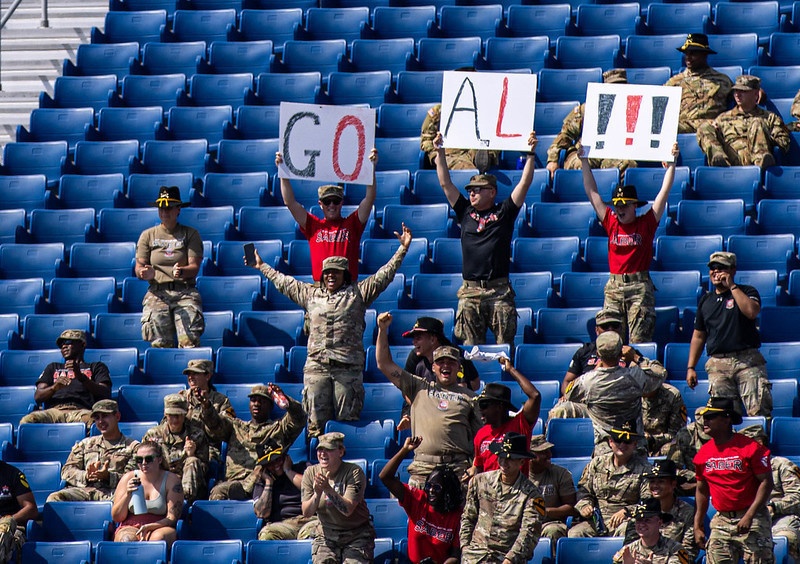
left=695, top=284, right=761, bottom=355
left=252, top=462, right=306, bottom=521
left=35, top=361, right=112, bottom=409
left=0, top=461, right=32, bottom=516
left=566, top=342, right=644, bottom=376
left=453, top=195, right=521, bottom=281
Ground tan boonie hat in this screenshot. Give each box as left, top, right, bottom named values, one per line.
left=318, top=184, right=344, bottom=200
left=465, top=174, right=497, bottom=190
left=91, top=399, right=118, bottom=416
left=596, top=331, right=623, bottom=357
left=529, top=434, right=555, bottom=452
left=321, top=256, right=348, bottom=272
left=317, top=431, right=346, bottom=450
left=595, top=308, right=624, bottom=325
left=732, top=75, right=760, bottom=91
left=248, top=384, right=271, bottom=399
left=56, top=329, right=87, bottom=346
left=708, top=251, right=736, bottom=268
left=433, top=345, right=461, bottom=363
left=163, top=393, right=188, bottom=415
left=602, top=69, right=627, bottom=84
left=183, top=359, right=214, bottom=375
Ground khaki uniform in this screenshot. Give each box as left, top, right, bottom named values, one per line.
left=769, top=456, right=800, bottom=561
left=643, top=383, right=688, bottom=456
left=661, top=498, right=700, bottom=561
left=665, top=67, right=734, bottom=133
left=787, top=90, right=800, bottom=131
left=706, top=507, right=775, bottom=564
left=0, top=516, right=24, bottom=564
left=697, top=105, right=791, bottom=167
left=613, top=534, right=692, bottom=564
left=546, top=103, right=637, bottom=174
left=260, top=245, right=406, bottom=436
left=571, top=454, right=653, bottom=538
left=301, top=462, right=374, bottom=563
left=207, top=397, right=306, bottom=500
left=460, top=470, right=545, bottom=564
left=175, top=387, right=235, bottom=462
left=137, top=223, right=204, bottom=348
left=529, top=463, right=577, bottom=543
left=47, top=434, right=139, bottom=501
left=142, top=419, right=209, bottom=503
left=705, top=349, right=773, bottom=418
left=420, top=104, right=500, bottom=170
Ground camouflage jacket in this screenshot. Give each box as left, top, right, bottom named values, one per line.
left=143, top=419, right=210, bottom=474
left=665, top=66, right=733, bottom=122
left=643, top=383, right=688, bottom=456
left=575, top=453, right=652, bottom=522
left=613, top=535, right=691, bottom=564
left=770, top=455, right=800, bottom=517
left=61, top=434, right=139, bottom=489
left=713, top=105, right=791, bottom=153
left=546, top=103, right=584, bottom=163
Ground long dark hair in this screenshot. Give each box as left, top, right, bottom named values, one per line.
left=426, top=465, right=463, bottom=513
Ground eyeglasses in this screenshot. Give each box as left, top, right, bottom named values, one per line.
left=321, top=198, right=342, bottom=206
left=134, top=455, right=157, bottom=464
left=424, top=483, right=443, bottom=493
left=708, top=263, right=732, bottom=272
left=598, top=322, right=622, bottom=331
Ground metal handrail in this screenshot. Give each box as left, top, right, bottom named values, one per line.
left=0, top=0, right=50, bottom=90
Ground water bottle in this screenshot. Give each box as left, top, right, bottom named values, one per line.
left=130, top=471, right=147, bottom=515
left=592, top=507, right=608, bottom=536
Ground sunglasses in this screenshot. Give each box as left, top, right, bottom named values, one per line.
left=708, top=263, right=731, bottom=271
left=610, top=437, right=635, bottom=445
left=134, top=455, right=158, bottom=464
left=702, top=411, right=725, bottom=421
left=321, top=198, right=342, bottom=206
left=598, top=322, right=622, bottom=331
left=466, top=186, right=489, bottom=194
left=424, top=483, right=443, bottom=493
left=478, top=400, right=498, bottom=409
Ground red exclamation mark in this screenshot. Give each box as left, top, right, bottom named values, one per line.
left=625, top=95, right=642, bottom=146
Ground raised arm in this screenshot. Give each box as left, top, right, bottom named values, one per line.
left=652, top=142, right=680, bottom=222
left=357, top=148, right=378, bottom=224
left=579, top=144, right=607, bottom=221
left=376, top=312, right=403, bottom=388
left=275, top=152, right=308, bottom=229
left=498, top=357, right=541, bottom=425
left=433, top=131, right=462, bottom=207
left=510, top=132, right=539, bottom=208
left=379, top=436, right=422, bottom=501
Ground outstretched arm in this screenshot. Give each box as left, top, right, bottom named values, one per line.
left=433, top=131, right=461, bottom=207
left=376, top=312, right=403, bottom=388
left=579, top=143, right=607, bottom=222
left=499, top=357, right=541, bottom=425
left=357, top=148, right=378, bottom=224
left=510, top=132, right=539, bottom=208
left=379, top=436, right=422, bottom=500
left=276, top=152, right=308, bottom=229
left=652, top=142, right=680, bottom=222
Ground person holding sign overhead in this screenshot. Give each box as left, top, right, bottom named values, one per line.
left=275, top=149, right=377, bottom=281
left=580, top=142, right=679, bottom=344
left=432, top=130, right=538, bottom=346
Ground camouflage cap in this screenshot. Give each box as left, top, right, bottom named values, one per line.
left=182, top=359, right=214, bottom=375
left=595, top=307, right=624, bottom=325
left=708, top=251, right=736, bottom=268
left=596, top=331, right=623, bottom=358
left=91, top=399, right=118, bottom=416
left=529, top=434, right=555, bottom=452
left=248, top=384, right=272, bottom=400
left=163, top=393, right=188, bottom=415
left=321, top=256, right=349, bottom=272
left=732, top=74, right=760, bottom=91
left=56, top=329, right=87, bottom=346
left=433, top=345, right=461, bottom=363
left=464, top=174, right=497, bottom=190
left=317, top=431, right=346, bottom=450
left=318, top=184, right=344, bottom=201
left=602, top=69, right=627, bottom=84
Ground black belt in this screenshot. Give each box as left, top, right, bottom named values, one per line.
left=608, top=271, right=650, bottom=283
left=150, top=281, right=195, bottom=290
left=463, top=277, right=509, bottom=289
left=710, top=348, right=758, bottom=359
left=717, top=509, right=748, bottom=518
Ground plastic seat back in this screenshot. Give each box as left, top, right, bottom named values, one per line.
left=168, top=9, right=236, bottom=43
left=138, top=41, right=205, bottom=76
left=44, top=277, right=116, bottom=317
left=118, top=384, right=187, bottom=419
left=538, top=68, right=602, bottom=103
left=235, top=310, right=305, bottom=348
left=235, top=8, right=302, bottom=46
left=139, top=139, right=208, bottom=178
left=94, top=208, right=159, bottom=243
left=413, top=37, right=481, bottom=71
left=393, top=70, right=443, bottom=104
left=0, top=349, right=64, bottom=387
left=14, top=423, right=87, bottom=464
left=21, top=540, right=92, bottom=563
left=64, top=42, right=138, bottom=79
left=93, top=312, right=150, bottom=354
left=95, top=540, right=168, bottom=563
left=43, top=75, right=117, bottom=112
left=20, top=313, right=91, bottom=351
left=553, top=35, right=620, bottom=70
left=183, top=500, right=260, bottom=541
left=251, top=72, right=321, bottom=105
left=535, top=307, right=596, bottom=344
left=139, top=347, right=212, bottom=385
left=116, top=74, right=186, bottom=114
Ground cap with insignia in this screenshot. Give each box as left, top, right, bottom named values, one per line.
left=182, top=359, right=214, bottom=375
left=488, top=432, right=535, bottom=459
left=163, top=393, right=188, bottom=416
left=256, top=438, right=285, bottom=466
left=317, top=432, right=346, bottom=450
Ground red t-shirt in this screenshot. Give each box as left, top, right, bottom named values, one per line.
left=693, top=433, right=771, bottom=512
left=472, top=412, right=533, bottom=474
left=399, top=484, right=461, bottom=564
left=602, top=207, right=658, bottom=275
left=302, top=211, right=366, bottom=281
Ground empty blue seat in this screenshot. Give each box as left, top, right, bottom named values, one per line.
left=17, top=314, right=91, bottom=352
left=762, top=32, right=800, bottom=66
left=215, top=346, right=285, bottom=384
left=226, top=206, right=299, bottom=248
left=360, top=383, right=404, bottom=422
left=663, top=342, right=709, bottom=381
left=134, top=139, right=208, bottom=178
left=710, top=1, right=780, bottom=45
left=164, top=9, right=236, bottom=43
left=528, top=202, right=595, bottom=240
left=667, top=199, right=746, bottom=239
left=432, top=5, right=501, bottom=44
left=360, top=237, right=427, bottom=278
left=535, top=307, right=597, bottom=344
left=0, top=211, right=26, bottom=246
left=477, top=36, right=549, bottom=73
left=420, top=237, right=462, bottom=274
left=92, top=9, right=167, bottom=45
left=533, top=101, right=579, bottom=136
left=376, top=103, right=428, bottom=139
left=235, top=310, right=305, bottom=348
left=170, top=540, right=243, bottom=564
left=0, top=386, right=36, bottom=429
left=224, top=106, right=280, bottom=140
left=323, top=71, right=392, bottom=108
left=134, top=41, right=205, bottom=76
left=93, top=312, right=150, bottom=354
left=514, top=343, right=575, bottom=382
left=230, top=9, right=302, bottom=48
left=111, top=0, right=176, bottom=14
left=68, top=140, right=138, bottom=176
left=511, top=236, right=579, bottom=283
left=676, top=132, right=707, bottom=169
left=654, top=235, right=723, bottom=275
left=160, top=105, right=232, bottom=151
left=750, top=66, right=800, bottom=100
left=639, top=3, right=710, bottom=35
left=381, top=203, right=450, bottom=241
left=771, top=416, right=800, bottom=456
left=555, top=537, right=625, bottom=564
left=21, top=541, right=92, bottom=563
left=407, top=273, right=461, bottom=310
left=299, top=7, right=369, bottom=45
left=178, top=500, right=260, bottom=541
left=181, top=73, right=252, bottom=109
left=200, top=41, right=272, bottom=76
left=622, top=34, right=685, bottom=72
left=118, top=384, right=187, bottom=419
left=625, top=66, right=672, bottom=86
left=760, top=306, right=800, bottom=341
left=196, top=172, right=270, bottom=214
left=690, top=166, right=760, bottom=213
left=0, top=175, right=47, bottom=217
left=707, top=33, right=759, bottom=68
left=4, top=423, right=87, bottom=464
left=344, top=39, right=414, bottom=79
left=649, top=270, right=702, bottom=309
left=727, top=234, right=796, bottom=281
left=550, top=169, right=619, bottom=203
left=85, top=347, right=138, bottom=392
left=95, top=540, right=168, bottom=564
left=12, top=461, right=62, bottom=511
left=501, top=4, right=570, bottom=46
left=557, top=272, right=608, bottom=309
left=765, top=165, right=800, bottom=200
left=136, top=347, right=213, bottom=385
left=62, top=42, right=138, bottom=79
left=364, top=6, right=435, bottom=44
left=247, top=71, right=321, bottom=106
left=87, top=208, right=158, bottom=244
left=52, top=174, right=124, bottom=213
left=623, top=166, right=690, bottom=214
left=573, top=3, right=639, bottom=38
left=393, top=70, right=444, bottom=104
left=0, top=243, right=63, bottom=286
left=36, top=277, right=116, bottom=318
left=28, top=502, right=113, bottom=543
left=374, top=137, right=424, bottom=172
left=552, top=35, right=620, bottom=70
left=274, top=39, right=347, bottom=82
left=365, top=498, right=408, bottom=544
left=39, top=75, right=117, bottom=113
left=17, top=209, right=94, bottom=248
left=748, top=199, right=800, bottom=238
left=411, top=37, right=481, bottom=71
left=1, top=141, right=67, bottom=188
left=210, top=139, right=277, bottom=174
left=245, top=539, right=312, bottom=561
left=112, top=74, right=186, bottom=115
left=324, top=420, right=395, bottom=460
left=550, top=456, right=588, bottom=487
left=411, top=169, right=475, bottom=207
left=196, top=275, right=261, bottom=314
left=546, top=417, right=595, bottom=457
left=179, top=206, right=234, bottom=247
left=0, top=349, right=63, bottom=387
left=538, top=68, right=602, bottom=103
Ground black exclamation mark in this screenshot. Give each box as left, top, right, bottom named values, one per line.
left=595, top=93, right=615, bottom=150
left=650, top=96, right=668, bottom=149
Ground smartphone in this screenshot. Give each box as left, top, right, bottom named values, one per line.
left=243, top=243, right=256, bottom=266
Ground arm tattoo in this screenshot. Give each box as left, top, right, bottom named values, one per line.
left=391, top=369, right=403, bottom=380
left=172, top=483, right=183, bottom=494
left=327, top=491, right=350, bottom=515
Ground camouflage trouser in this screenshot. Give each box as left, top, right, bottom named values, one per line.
left=678, top=118, right=714, bottom=134
left=311, top=525, right=375, bottom=564
left=407, top=456, right=471, bottom=490
left=541, top=521, right=568, bottom=552
left=567, top=512, right=628, bottom=538
left=425, top=148, right=500, bottom=171
left=303, top=358, right=364, bottom=437
left=141, top=286, right=204, bottom=348
left=258, top=515, right=318, bottom=540
left=179, top=456, right=207, bottom=503
left=563, top=151, right=638, bottom=179
left=697, top=118, right=775, bottom=167
left=209, top=479, right=250, bottom=501
left=773, top=516, right=800, bottom=562
left=706, top=508, right=774, bottom=564
left=19, top=405, right=91, bottom=427
left=455, top=280, right=516, bottom=346
left=547, top=400, right=588, bottom=421
left=0, top=517, right=24, bottom=564
left=604, top=274, right=656, bottom=344
left=46, top=485, right=114, bottom=502
left=705, top=349, right=772, bottom=417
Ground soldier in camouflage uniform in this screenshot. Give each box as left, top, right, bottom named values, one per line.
left=643, top=383, right=688, bottom=456
left=251, top=226, right=412, bottom=436
left=0, top=461, right=37, bottom=563
left=570, top=419, right=653, bottom=539
left=461, top=433, right=545, bottom=564
left=528, top=435, right=577, bottom=549
left=420, top=103, right=500, bottom=172
left=665, top=33, right=734, bottom=133
left=740, top=425, right=800, bottom=562
left=641, top=460, right=699, bottom=561
left=786, top=90, right=800, bottom=131
left=613, top=499, right=693, bottom=564
left=546, top=69, right=637, bottom=179
left=207, top=384, right=306, bottom=500
left=665, top=407, right=712, bottom=493
left=143, top=394, right=209, bottom=503
left=697, top=74, right=790, bottom=169
left=47, top=399, right=139, bottom=502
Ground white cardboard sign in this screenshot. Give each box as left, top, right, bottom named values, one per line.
left=581, top=83, right=682, bottom=162
left=440, top=71, right=537, bottom=152
left=278, top=102, right=376, bottom=184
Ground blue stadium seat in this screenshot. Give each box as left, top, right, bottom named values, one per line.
left=557, top=272, right=608, bottom=309
left=229, top=9, right=302, bottom=48
left=16, top=209, right=94, bottom=248
left=247, top=72, right=321, bottom=106
left=134, top=139, right=208, bottom=178
left=475, top=36, right=548, bottom=73
left=527, top=202, right=595, bottom=240
left=4, top=423, right=87, bottom=464
left=180, top=0, right=242, bottom=11
left=667, top=199, right=746, bottom=239
left=748, top=199, right=800, bottom=238
left=533, top=101, right=579, bottom=136
left=572, top=3, right=639, bottom=38
left=234, top=310, right=305, bottom=348
left=12, top=461, right=62, bottom=512
left=212, top=383, right=254, bottom=417
left=0, top=243, right=63, bottom=286
left=621, top=34, right=685, bottom=72
left=555, top=537, right=625, bottom=564
left=95, top=540, right=168, bottom=564
left=501, top=4, right=570, bottom=47
left=178, top=500, right=261, bottom=541
left=508, top=271, right=552, bottom=311
left=273, top=39, right=347, bottom=82
left=93, top=312, right=150, bottom=354
left=625, top=66, right=672, bottom=85
left=514, top=343, right=577, bottom=382
left=21, top=541, right=92, bottom=564
left=546, top=417, right=595, bottom=457
left=639, top=3, right=710, bottom=35
left=179, top=206, right=234, bottom=246
left=245, top=539, right=312, bottom=562
left=771, top=416, right=800, bottom=456
left=709, top=1, right=780, bottom=45
left=1, top=141, right=67, bottom=188
left=676, top=132, right=707, bottom=169
left=215, top=346, right=285, bottom=384
left=411, top=169, right=476, bottom=207
left=206, top=239, right=281, bottom=277
left=202, top=310, right=234, bottom=353
left=196, top=275, right=261, bottom=315
left=363, top=344, right=412, bottom=383
left=550, top=457, right=588, bottom=487
left=0, top=211, right=26, bottom=246
left=410, top=37, right=482, bottom=71
left=36, top=277, right=115, bottom=318
left=650, top=270, right=702, bottom=309
left=135, top=347, right=212, bottom=386
left=224, top=106, right=280, bottom=140
left=376, top=104, right=428, bottom=139
left=273, top=345, right=307, bottom=382
left=199, top=41, right=272, bottom=76
left=160, top=105, right=232, bottom=151
left=538, top=68, right=602, bottom=103
left=770, top=378, right=797, bottom=417
left=552, top=35, right=620, bottom=70
left=110, top=0, right=176, bottom=14
left=689, top=166, right=760, bottom=213
left=325, top=420, right=395, bottom=460
left=760, top=341, right=800, bottom=380
left=343, top=39, right=414, bottom=80
left=707, top=33, right=759, bottom=68
left=62, top=42, right=138, bottom=79
left=170, top=540, right=243, bottom=564
left=760, top=306, right=800, bottom=341
left=299, top=7, right=369, bottom=46
left=111, top=74, right=186, bottom=115
left=87, top=208, right=159, bottom=243
left=360, top=237, right=427, bottom=278
left=359, top=383, right=404, bottom=423
left=393, top=70, right=444, bottom=104
left=372, top=137, right=423, bottom=173
left=653, top=235, right=724, bottom=274
left=534, top=307, right=597, bottom=344
left=196, top=172, right=270, bottom=214
left=163, top=9, right=236, bottom=43
left=322, top=70, right=392, bottom=108
left=663, top=342, right=709, bottom=381
left=133, top=42, right=205, bottom=77
left=727, top=234, right=796, bottom=281
left=750, top=66, right=800, bottom=100
left=765, top=97, right=795, bottom=122
left=209, top=139, right=277, bottom=174
left=92, top=9, right=167, bottom=45
left=0, top=175, right=47, bottom=217
left=346, top=170, right=407, bottom=215
left=622, top=166, right=690, bottom=215
left=380, top=203, right=450, bottom=242
left=761, top=32, right=800, bottom=66
left=39, top=75, right=117, bottom=113
left=0, top=386, right=35, bottom=429
left=85, top=347, right=139, bottom=392
left=67, top=140, right=138, bottom=176
left=226, top=206, right=300, bottom=248
left=511, top=236, right=580, bottom=284
left=363, top=6, right=435, bottom=45
left=432, top=5, right=502, bottom=44
left=118, top=384, right=187, bottom=419
left=0, top=349, right=62, bottom=387
left=573, top=235, right=609, bottom=273
left=407, top=273, right=461, bottom=310
left=365, top=498, right=407, bottom=544
left=764, top=166, right=800, bottom=199
left=180, top=73, right=252, bottom=110
left=58, top=242, right=135, bottom=286
left=550, top=169, right=618, bottom=203
left=385, top=308, right=454, bottom=345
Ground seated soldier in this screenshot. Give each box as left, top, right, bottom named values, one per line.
left=643, top=383, right=687, bottom=457
left=612, top=499, right=692, bottom=564
left=641, top=460, right=698, bottom=561
left=527, top=435, right=578, bottom=550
